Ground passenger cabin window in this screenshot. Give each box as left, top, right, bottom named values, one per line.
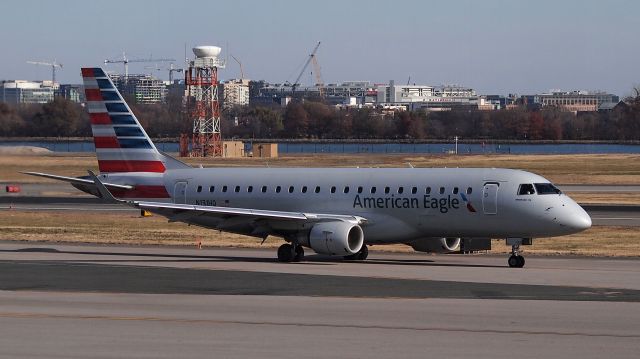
left=222, top=186, right=228, bottom=193
left=331, top=186, right=336, bottom=194
left=235, top=186, right=240, bottom=193
left=534, top=183, right=562, bottom=195
left=466, top=187, right=472, bottom=194
left=275, top=186, right=281, bottom=193
left=302, top=186, right=308, bottom=193
left=439, top=187, right=445, bottom=194
left=247, top=186, right=253, bottom=193
left=426, top=187, right=431, bottom=194
left=344, top=186, right=350, bottom=194
left=315, top=186, right=321, bottom=193
left=411, top=187, right=417, bottom=194
left=288, top=186, right=294, bottom=193
left=261, top=186, right=267, bottom=193
left=453, top=187, right=459, bottom=194
left=197, top=185, right=202, bottom=193
left=371, top=187, right=377, bottom=194
left=209, top=186, right=215, bottom=193
left=518, top=184, right=536, bottom=195
left=357, top=186, right=363, bottom=194
left=398, top=187, right=404, bottom=194
left=384, top=187, right=390, bottom=194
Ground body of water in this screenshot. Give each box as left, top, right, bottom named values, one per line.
left=2, top=140, right=640, bottom=155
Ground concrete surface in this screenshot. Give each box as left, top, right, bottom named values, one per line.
left=0, top=242, right=639, bottom=358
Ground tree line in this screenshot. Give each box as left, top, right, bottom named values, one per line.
left=1, top=89, right=639, bottom=141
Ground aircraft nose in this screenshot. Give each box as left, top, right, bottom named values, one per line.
left=563, top=204, right=592, bottom=231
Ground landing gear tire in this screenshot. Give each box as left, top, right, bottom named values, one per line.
left=357, top=245, right=368, bottom=260
left=508, top=255, right=525, bottom=268
left=277, top=244, right=294, bottom=262
left=344, top=245, right=368, bottom=261
left=293, top=245, right=304, bottom=262
left=277, top=243, right=304, bottom=262
left=507, top=239, right=526, bottom=268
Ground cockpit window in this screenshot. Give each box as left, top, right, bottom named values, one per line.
left=534, top=183, right=562, bottom=195
left=518, top=184, right=536, bottom=195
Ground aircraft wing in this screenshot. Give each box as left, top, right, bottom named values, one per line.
left=134, top=201, right=365, bottom=223
left=86, top=171, right=366, bottom=236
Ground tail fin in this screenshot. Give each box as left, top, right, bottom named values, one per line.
left=81, top=67, right=189, bottom=173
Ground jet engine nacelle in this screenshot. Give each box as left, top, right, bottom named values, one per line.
left=304, top=221, right=364, bottom=256
left=408, top=237, right=461, bottom=253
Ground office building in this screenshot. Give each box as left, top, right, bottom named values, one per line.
left=534, top=91, right=619, bottom=112
left=0, top=80, right=56, bottom=104
left=109, top=74, right=167, bottom=104
left=222, top=79, right=250, bottom=108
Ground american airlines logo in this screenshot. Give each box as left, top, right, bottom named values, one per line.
left=352, top=194, right=476, bottom=213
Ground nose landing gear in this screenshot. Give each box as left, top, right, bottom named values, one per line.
left=508, top=254, right=525, bottom=268
left=507, top=238, right=526, bottom=268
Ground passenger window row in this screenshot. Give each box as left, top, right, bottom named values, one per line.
left=196, top=185, right=473, bottom=195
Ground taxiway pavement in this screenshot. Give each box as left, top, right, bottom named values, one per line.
left=0, top=242, right=638, bottom=358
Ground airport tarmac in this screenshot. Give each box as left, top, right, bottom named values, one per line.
left=0, top=241, right=638, bottom=358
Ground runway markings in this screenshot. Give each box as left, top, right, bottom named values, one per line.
left=0, top=311, right=638, bottom=339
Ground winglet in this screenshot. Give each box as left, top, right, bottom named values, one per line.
left=87, top=170, right=123, bottom=204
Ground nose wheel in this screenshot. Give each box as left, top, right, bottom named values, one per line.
left=508, top=254, right=525, bottom=268
left=507, top=239, right=525, bottom=268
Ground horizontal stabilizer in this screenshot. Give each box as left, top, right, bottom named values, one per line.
left=21, top=171, right=133, bottom=190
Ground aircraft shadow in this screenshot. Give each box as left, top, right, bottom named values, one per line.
left=4, top=247, right=504, bottom=268
left=3, top=247, right=334, bottom=265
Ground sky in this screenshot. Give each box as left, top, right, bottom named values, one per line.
left=1, top=0, right=638, bottom=96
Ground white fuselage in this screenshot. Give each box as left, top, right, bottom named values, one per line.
left=110, top=166, right=593, bottom=244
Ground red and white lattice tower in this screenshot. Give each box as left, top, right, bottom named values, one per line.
left=180, top=46, right=225, bottom=157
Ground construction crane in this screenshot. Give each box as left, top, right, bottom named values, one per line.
left=26, top=60, right=63, bottom=84
left=143, top=63, right=183, bottom=82
left=311, top=54, right=325, bottom=99
left=104, top=52, right=176, bottom=79
left=167, top=63, right=183, bottom=83
left=230, top=54, right=245, bottom=80
left=291, top=41, right=321, bottom=95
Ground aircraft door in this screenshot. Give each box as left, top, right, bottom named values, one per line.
left=173, top=181, right=188, bottom=204
left=482, top=182, right=499, bottom=215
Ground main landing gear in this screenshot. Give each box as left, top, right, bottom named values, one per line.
left=277, top=243, right=304, bottom=262
left=344, top=245, right=368, bottom=261
left=507, top=238, right=525, bottom=268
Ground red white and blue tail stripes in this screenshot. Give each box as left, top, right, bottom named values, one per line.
left=81, top=68, right=166, bottom=174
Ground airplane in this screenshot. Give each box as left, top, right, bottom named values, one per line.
left=24, top=67, right=592, bottom=268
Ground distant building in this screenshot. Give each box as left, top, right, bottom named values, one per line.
left=109, top=74, right=167, bottom=104
left=57, top=84, right=83, bottom=103
left=598, top=100, right=627, bottom=113
left=377, top=80, right=479, bottom=111
left=251, top=143, right=278, bottom=158
left=534, top=91, right=619, bottom=112
left=321, top=81, right=378, bottom=105
left=222, top=79, right=250, bottom=108
left=256, top=81, right=378, bottom=106
left=485, top=94, right=519, bottom=109
left=0, top=80, right=56, bottom=104
left=165, top=80, right=186, bottom=100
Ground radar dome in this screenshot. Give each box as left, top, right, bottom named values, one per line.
left=193, top=46, right=222, bottom=58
